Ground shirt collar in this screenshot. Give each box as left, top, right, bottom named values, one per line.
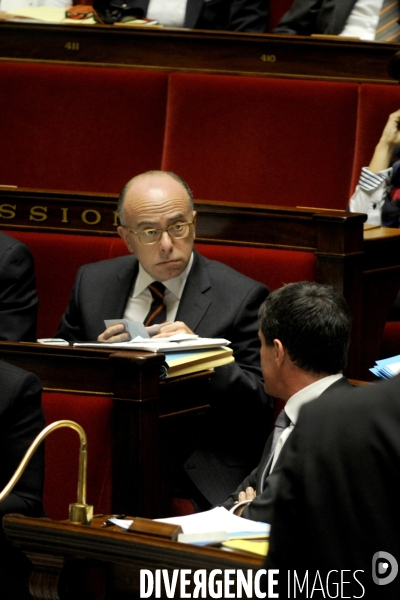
left=285, top=374, right=343, bottom=425
left=133, top=252, right=194, bottom=299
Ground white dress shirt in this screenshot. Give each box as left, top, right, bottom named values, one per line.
left=123, top=252, right=194, bottom=323
left=147, top=0, right=187, bottom=27
left=269, top=374, right=344, bottom=472
left=349, top=166, right=393, bottom=225
left=339, top=0, right=383, bottom=40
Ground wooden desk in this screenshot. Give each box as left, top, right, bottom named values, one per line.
left=0, top=22, right=398, bottom=84
left=3, top=514, right=263, bottom=599
left=0, top=342, right=211, bottom=518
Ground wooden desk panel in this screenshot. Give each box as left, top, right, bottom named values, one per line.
left=0, top=342, right=211, bottom=518
left=3, top=514, right=263, bottom=599
left=0, top=22, right=398, bottom=83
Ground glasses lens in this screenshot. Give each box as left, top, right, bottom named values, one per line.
left=169, top=223, right=190, bottom=239
left=138, top=229, right=160, bottom=245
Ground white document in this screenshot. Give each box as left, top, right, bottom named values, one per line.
left=155, top=506, right=270, bottom=539
left=104, top=320, right=174, bottom=338
left=73, top=336, right=231, bottom=353
left=388, top=361, right=400, bottom=376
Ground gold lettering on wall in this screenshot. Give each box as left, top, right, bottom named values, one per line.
left=82, top=210, right=101, bottom=225
left=0, top=204, right=16, bottom=219
left=260, top=54, right=277, bottom=63
left=29, top=206, right=48, bottom=222
left=61, top=208, right=69, bottom=223
left=65, top=42, right=80, bottom=51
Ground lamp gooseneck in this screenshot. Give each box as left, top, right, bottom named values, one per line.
left=0, top=420, right=93, bottom=525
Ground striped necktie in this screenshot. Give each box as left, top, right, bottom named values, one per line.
left=375, top=0, right=400, bottom=42
left=144, top=282, right=167, bottom=326
left=260, top=408, right=291, bottom=491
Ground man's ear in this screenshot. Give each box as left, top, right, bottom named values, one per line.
left=274, top=339, right=285, bottom=367
left=117, top=225, right=134, bottom=254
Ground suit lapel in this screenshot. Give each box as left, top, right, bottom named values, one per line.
left=99, top=256, right=139, bottom=321
left=175, top=250, right=212, bottom=331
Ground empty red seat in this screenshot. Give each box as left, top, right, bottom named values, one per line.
left=162, top=73, right=358, bottom=209
left=0, top=62, right=168, bottom=193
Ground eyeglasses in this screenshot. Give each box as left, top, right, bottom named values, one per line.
left=123, top=221, right=194, bottom=245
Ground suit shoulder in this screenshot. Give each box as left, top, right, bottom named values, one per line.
left=77, top=254, right=136, bottom=275
left=197, top=253, right=269, bottom=293
left=0, top=360, right=42, bottom=400
left=0, top=232, right=34, bottom=260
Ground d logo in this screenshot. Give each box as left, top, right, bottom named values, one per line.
left=372, top=551, right=399, bottom=586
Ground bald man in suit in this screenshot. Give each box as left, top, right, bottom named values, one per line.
left=56, top=170, right=271, bottom=507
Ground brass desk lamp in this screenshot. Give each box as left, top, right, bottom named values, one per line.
left=0, top=420, right=93, bottom=525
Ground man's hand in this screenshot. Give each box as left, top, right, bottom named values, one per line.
left=151, top=321, right=195, bottom=338
left=233, top=487, right=257, bottom=516
left=97, top=323, right=131, bottom=343
left=370, top=109, right=400, bottom=173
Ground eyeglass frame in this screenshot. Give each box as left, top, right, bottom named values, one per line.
left=122, top=220, right=195, bottom=245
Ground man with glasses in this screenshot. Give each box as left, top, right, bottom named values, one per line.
left=56, top=170, right=271, bottom=508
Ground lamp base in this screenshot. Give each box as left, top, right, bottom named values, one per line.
left=69, top=503, right=94, bottom=525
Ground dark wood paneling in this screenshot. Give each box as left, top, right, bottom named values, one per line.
left=0, top=22, right=398, bottom=83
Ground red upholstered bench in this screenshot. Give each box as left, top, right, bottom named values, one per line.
left=2, top=231, right=129, bottom=338
left=195, top=243, right=317, bottom=290
left=162, top=73, right=358, bottom=209
left=2, top=229, right=318, bottom=338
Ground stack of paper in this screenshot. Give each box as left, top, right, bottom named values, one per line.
left=370, top=354, right=400, bottom=379
left=155, top=506, right=269, bottom=546
left=73, top=334, right=231, bottom=353
left=2, top=6, right=96, bottom=23
left=164, top=347, right=234, bottom=378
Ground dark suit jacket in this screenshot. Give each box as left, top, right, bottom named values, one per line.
left=56, top=249, right=271, bottom=504
left=265, top=375, right=400, bottom=599
left=0, top=360, right=45, bottom=598
left=273, top=0, right=357, bottom=36
left=0, top=232, right=38, bottom=342
left=124, top=0, right=269, bottom=32
left=221, top=376, right=352, bottom=522
left=0, top=360, right=45, bottom=519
